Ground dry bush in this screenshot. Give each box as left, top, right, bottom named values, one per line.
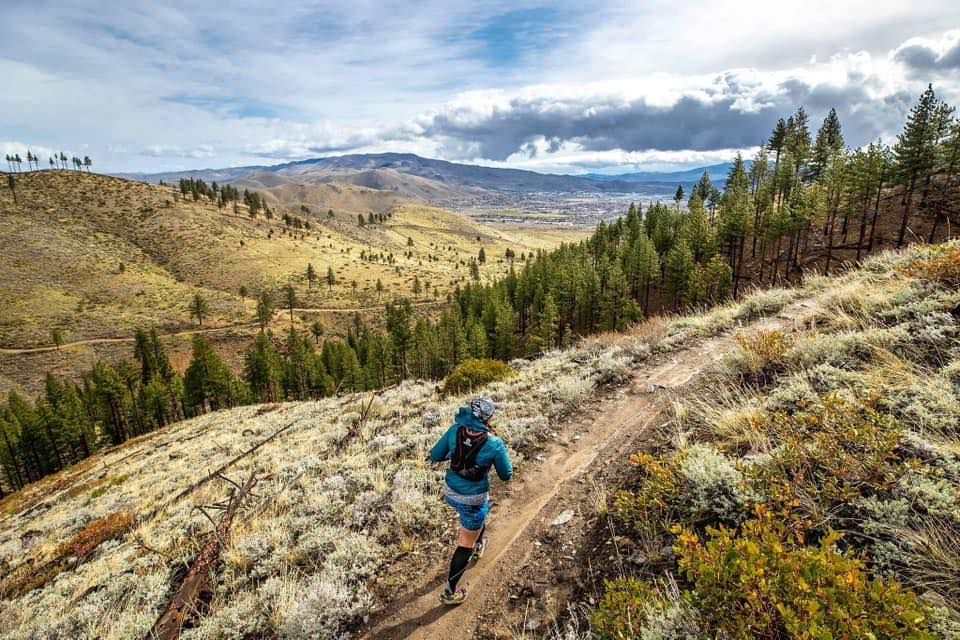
left=903, top=244, right=960, bottom=287
left=728, top=330, right=792, bottom=384
left=441, top=358, right=515, bottom=395
left=61, top=510, right=135, bottom=559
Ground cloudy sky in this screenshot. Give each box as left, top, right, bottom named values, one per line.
left=2, top=1, right=959, bottom=174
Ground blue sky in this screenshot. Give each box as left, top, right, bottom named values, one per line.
left=2, top=0, right=959, bottom=173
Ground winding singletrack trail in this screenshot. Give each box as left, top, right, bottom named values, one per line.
left=362, top=302, right=817, bottom=640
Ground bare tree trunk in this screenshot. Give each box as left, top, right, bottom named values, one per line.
left=856, top=204, right=869, bottom=263
left=898, top=179, right=916, bottom=248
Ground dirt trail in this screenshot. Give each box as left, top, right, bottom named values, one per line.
left=362, top=302, right=817, bottom=640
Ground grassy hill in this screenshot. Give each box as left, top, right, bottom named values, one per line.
left=0, top=171, right=584, bottom=395
left=0, top=242, right=956, bottom=639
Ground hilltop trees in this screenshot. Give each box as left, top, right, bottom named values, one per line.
left=893, top=84, right=953, bottom=247
left=4, top=151, right=95, bottom=173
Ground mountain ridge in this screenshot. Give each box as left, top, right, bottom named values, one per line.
left=115, top=152, right=736, bottom=197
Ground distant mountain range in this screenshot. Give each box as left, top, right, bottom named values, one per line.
left=122, top=153, right=735, bottom=189
left=584, top=163, right=735, bottom=184
left=117, top=153, right=740, bottom=212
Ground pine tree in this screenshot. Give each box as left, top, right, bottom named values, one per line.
left=690, top=172, right=714, bottom=205
left=385, top=300, right=413, bottom=379
left=310, top=320, right=325, bottom=344
left=306, top=263, right=317, bottom=288
left=244, top=333, right=283, bottom=402
left=928, top=118, right=960, bottom=241
left=530, top=292, right=559, bottom=353
left=183, top=336, right=235, bottom=413
left=326, top=266, right=336, bottom=290
left=256, top=291, right=275, bottom=331
left=893, top=85, right=941, bottom=247
left=51, top=328, right=63, bottom=351
left=189, top=293, right=210, bottom=328
left=674, top=184, right=685, bottom=209
left=682, top=195, right=715, bottom=262
left=666, top=238, right=695, bottom=310
left=719, top=154, right=752, bottom=295
left=283, top=285, right=297, bottom=327
left=412, top=276, right=422, bottom=298
left=635, top=232, right=660, bottom=315
left=809, top=107, right=845, bottom=181
left=90, top=361, right=128, bottom=445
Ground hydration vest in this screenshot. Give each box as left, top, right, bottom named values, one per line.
left=450, top=427, right=490, bottom=481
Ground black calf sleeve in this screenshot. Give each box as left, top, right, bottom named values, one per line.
left=447, top=546, right=473, bottom=591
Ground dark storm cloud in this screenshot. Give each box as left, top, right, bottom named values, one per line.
left=894, top=36, right=960, bottom=70
left=414, top=75, right=914, bottom=162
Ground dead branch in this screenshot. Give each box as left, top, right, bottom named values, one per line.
left=139, top=418, right=300, bottom=526
left=146, top=474, right=257, bottom=640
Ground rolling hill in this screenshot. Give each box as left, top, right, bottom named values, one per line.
left=0, top=171, right=585, bottom=396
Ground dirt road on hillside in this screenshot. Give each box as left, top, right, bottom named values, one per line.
left=0, top=301, right=444, bottom=354
left=361, top=302, right=817, bottom=640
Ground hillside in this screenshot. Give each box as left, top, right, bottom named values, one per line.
left=0, top=171, right=584, bottom=396
left=1, top=242, right=956, bottom=639
left=119, top=152, right=688, bottom=212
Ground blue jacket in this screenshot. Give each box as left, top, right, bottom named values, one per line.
left=430, top=406, right=513, bottom=495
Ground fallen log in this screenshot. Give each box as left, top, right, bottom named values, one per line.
left=146, top=474, right=257, bottom=640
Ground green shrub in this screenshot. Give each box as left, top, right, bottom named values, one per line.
left=616, top=446, right=756, bottom=537
left=590, top=578, right=702, bottom=640
left=744, top=396, right=904, bottom=520
left=675, top=513, right=935, bottom=639
left=441, top=358, right=514, bottom=395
